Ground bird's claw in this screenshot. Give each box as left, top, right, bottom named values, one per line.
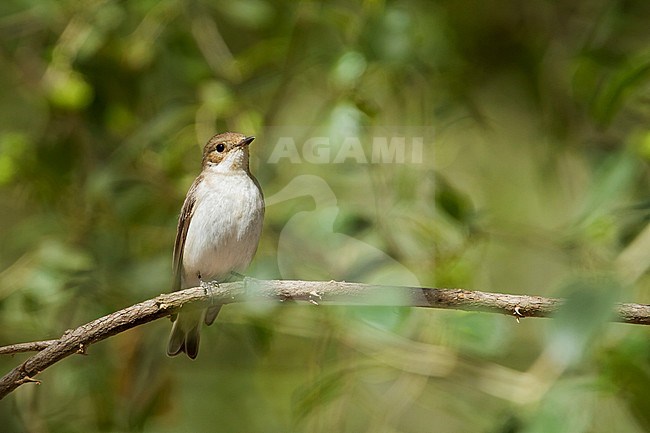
left=200, top=280, right=220, bottom=296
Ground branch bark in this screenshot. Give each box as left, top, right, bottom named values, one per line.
left=0, top=278, right=648, bottom=400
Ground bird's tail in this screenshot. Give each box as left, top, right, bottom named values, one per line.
left=167, top=310, right=204, bottom=359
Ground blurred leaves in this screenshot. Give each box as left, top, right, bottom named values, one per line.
left=547, top=277, right=621, bottom=367
left=44, top=67, right=94, bottom=110
left=0, top=132, right=29, bottom=185
left=601, top=338, right=650, bottom=432
left=589, top=51, right=650, bottom=127
left=0, top=0, right=649, bottom=432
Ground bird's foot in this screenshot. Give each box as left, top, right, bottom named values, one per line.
left=200, top=280, right=220, bottom=297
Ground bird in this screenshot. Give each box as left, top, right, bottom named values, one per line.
left=167, top=132, right=264, bottom=359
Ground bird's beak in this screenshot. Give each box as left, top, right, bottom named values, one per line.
left=238, top=136, right=255, bottom=147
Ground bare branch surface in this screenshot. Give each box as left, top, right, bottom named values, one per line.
left=0, top=340, right=59, bottom=355
left=0, top=278, right=648, bottom=400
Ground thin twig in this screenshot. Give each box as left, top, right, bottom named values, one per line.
left=0, top=340, right=59, bottom=355
left=0, top=278, right=648, bottom=400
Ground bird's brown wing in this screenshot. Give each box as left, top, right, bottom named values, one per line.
left=172, top=176, right=201, bottom=293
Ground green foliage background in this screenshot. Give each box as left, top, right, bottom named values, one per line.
left=1, top=0, right=649, bottom=431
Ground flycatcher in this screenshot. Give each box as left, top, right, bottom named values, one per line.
left=167, top=132, right=264, bottom=359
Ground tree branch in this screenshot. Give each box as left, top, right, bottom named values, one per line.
left=0, top=340, right=59, bottom=355
left=0, top=278, right=648, bottom=400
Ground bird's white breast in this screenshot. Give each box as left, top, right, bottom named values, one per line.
left=181, top=171, right=264, bottom=288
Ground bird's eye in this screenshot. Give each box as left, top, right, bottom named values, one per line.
left=216, top=143, right=226, bottom=153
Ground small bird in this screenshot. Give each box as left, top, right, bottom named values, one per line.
left=167, top=132, right=264, bottom=359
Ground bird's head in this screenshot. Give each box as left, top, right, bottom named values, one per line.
left=202, top=132, right=255, bottom=172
